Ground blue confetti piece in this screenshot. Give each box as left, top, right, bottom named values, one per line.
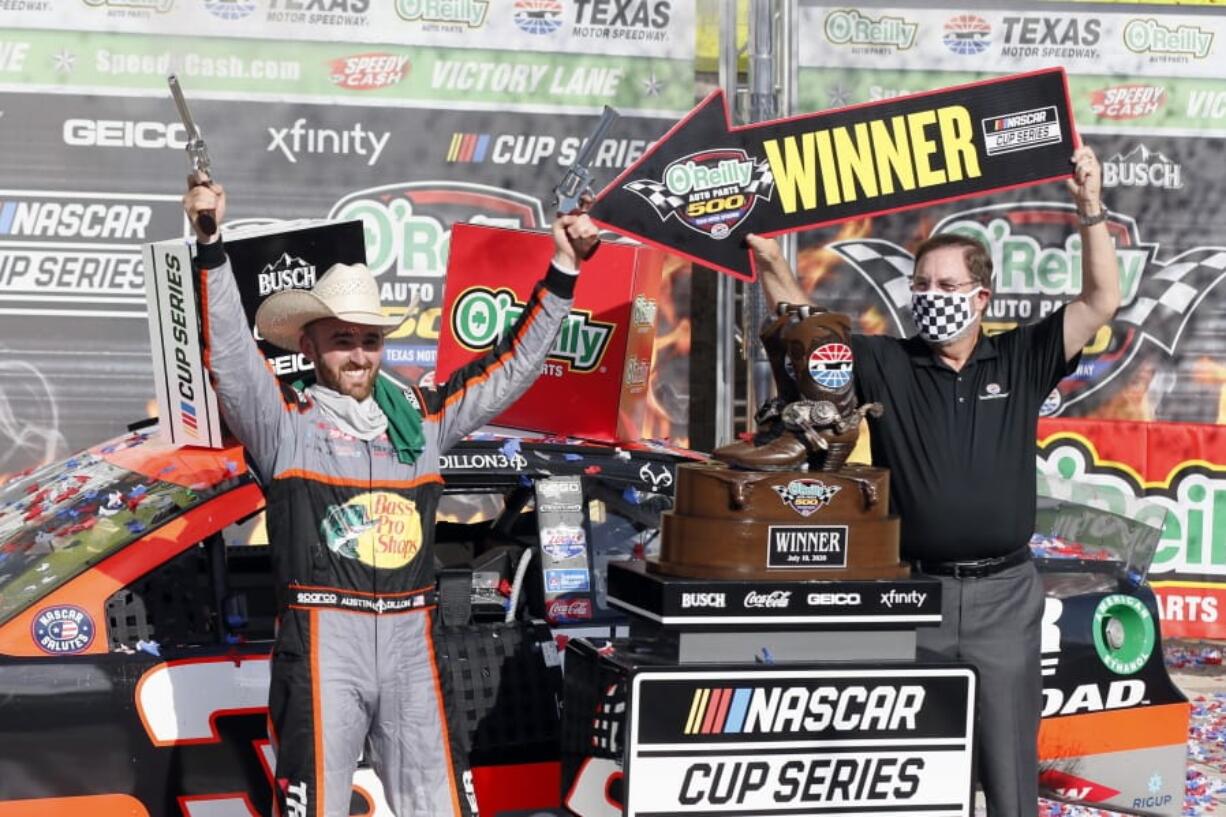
left=100, top=445, right=117, bottom=454
left=225, top=461, right=239, bottom=474
left=518, top=475, right=533, bottom=487
left=500, top=438, right=522, bottom=460
left=130, top=485, right=148, bottom=497
left=563, top=453, right=583, bottom=462
left=126, top=520, right=146, bottom=534
left=622, top=487, right=642, bottom=505
left=84, top=490, right=97, bottom=500
left=136, top=639, right=161, bottom=657
left=66, top=458, right=79, bottom=469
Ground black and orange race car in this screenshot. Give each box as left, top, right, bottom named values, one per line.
left=0, top=425, right=1189, bottom=817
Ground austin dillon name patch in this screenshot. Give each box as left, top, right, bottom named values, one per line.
left=767, top=525, right=848, bottom=569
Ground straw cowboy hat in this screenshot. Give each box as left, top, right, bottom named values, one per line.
left=255, top=262, right=415, bottom=351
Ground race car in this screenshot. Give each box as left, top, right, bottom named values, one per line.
left=0, top=424, right=1188, bottom=817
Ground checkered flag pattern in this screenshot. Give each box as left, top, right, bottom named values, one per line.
left=625, top=179, right=686, bottom=219
left=1115, top=247, right=1226, bottom=353
left=745, top=159, right=775, bottom=198
left=590, top=682, right=625, bottom=753
left=829, top=239, right=916, bottom=336
left=912, top=291, right=976, bottom=341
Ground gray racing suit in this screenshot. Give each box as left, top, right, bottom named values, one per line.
left=196, top=239, right=574, bottom=817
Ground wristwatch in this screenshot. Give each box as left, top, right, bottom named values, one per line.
left=1078, top=201, right=1109, bottom=227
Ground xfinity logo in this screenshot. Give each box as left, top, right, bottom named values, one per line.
left=743, top=590, right=791, bottom=609
left=681, top=592, right=726, bottom=609
left=267, top=120, right=390, bottom=166
left=880, top=589, right=927, bottom=608
left=63, top=119, right=187, bottom=149
left=1103, top=145, right=1183, bottom=190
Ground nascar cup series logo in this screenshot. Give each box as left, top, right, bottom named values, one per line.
left=624, top=148, right=774, bottom=240
left=451, top=286, right=614, bottom=373
left=808, top=342, right=853, bottom=390
left=32, top=605, right=96, bottom=655
left=320, top=492, right=423, bottom=569
left=772, top=479, right=840, bottom=517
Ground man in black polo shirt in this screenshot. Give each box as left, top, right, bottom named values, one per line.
left=748, top=145, right=1120, bottom=817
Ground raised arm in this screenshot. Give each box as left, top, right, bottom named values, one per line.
left=1062, top=146, right=1122, bottom=362
left=748, top=234, right=809, bottom=310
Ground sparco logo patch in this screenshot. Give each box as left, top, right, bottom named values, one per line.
left=624, top=147, right=775, bottom=240
left=451, top=286, right=614, bottom=373
left=772, top=478, right=840, bottom=516
left=32, top=605, right=95, bottom=654
left=329, top=52, right=410, bottom=90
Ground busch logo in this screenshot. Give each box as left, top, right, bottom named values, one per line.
left=451, top=287, right=614, bottom=373
left=396, top=0, right=487, bottom=26
left=1103, top=145, right=1182, bottom=190
left=329, top=53, right=410, bottom=90
left=681, top=592, right=726, bottom=609
left=880, top=589, right=928, bottom=608
left=824, top=9, right=917, bottom=50
left=772, top=479, right=840, bottom=517
left=258, top=253, right=316, bottom=296
left=625, top=147, right=774, bottom=240
left=743, top=590, right=792, bottom=609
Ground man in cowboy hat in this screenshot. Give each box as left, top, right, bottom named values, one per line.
left=183, top=177, right=599, bottom=817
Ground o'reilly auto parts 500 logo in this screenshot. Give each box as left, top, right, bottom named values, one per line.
left=625, top=148, right=774, bottom=240
left=772, top=478, right=840, bottom=516
left=450, top=286, right=615, bottom=373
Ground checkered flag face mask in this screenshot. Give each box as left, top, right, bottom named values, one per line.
left=911, top=289, right=982, bottom=343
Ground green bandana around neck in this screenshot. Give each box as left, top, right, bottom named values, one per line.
left=292, top=373, right=425, bottom=465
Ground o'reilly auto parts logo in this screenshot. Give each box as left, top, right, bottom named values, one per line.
left=823, top=9, right=917, bottom=52
left=1103, top=145, right=1182, bottom=190
left=397, top=0, right=488, bottom=27
left=1122, top=18, right=1214, bottom=61
left=772, top=478, right=839, bottom=516
left=329, top=53, right=410, bottom=91
left=451, top=286, right=614, bottom=373
left=625, top=148, right=774, bottom=240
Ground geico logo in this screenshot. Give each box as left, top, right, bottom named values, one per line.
left=681, top=592, right=725, bottom=609
left=0, top=201, right=152, bottom=239
left=1040, top=679, right=1145, bottom=717
left=806, top=592, right=860, bottom=605
left=63, top=119, right=187, bottom=149
left=296, top=591, right=338, bottom=605
left=732, top=684, right=925, bottom=733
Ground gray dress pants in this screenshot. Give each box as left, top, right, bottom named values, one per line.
left=916, top=559, right=1045, bottom=817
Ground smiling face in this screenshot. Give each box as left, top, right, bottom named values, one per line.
left=299, top=318, right=384, bottom=401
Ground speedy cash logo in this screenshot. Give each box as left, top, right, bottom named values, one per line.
left=1089, top=84, right=1167, bottom=121
left=514, top=0, right=563, bottom=34
left=329, top=52, right=411, bottom=91
left=624, top=148, right=775, bottom=241
left=832, top=202, right=1226, bottom=417
left=451, top=286, right=615, bottom=373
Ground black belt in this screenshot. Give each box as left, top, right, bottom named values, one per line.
left=912, top=545, right=1031, bottom=579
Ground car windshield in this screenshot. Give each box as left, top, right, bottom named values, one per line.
left=0, top=429, right=239, bottom=625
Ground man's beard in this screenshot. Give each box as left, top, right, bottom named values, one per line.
left=318, top=362, right=378, bottom=401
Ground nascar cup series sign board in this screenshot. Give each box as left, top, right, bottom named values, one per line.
left=592, top=68, right=1076, bottom=280
left=625, top=667, right=976, bottom=816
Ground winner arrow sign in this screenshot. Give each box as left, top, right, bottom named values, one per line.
left=591, top=68, right=1077, bottom=281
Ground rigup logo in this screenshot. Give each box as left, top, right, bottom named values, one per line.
left=981, top=106, right=1061, bottom=156
left=1103, top=145, right=1182, bottom=190
left=32, top=604, right=95, bottom=654
left=743, top=589, right=791, bottom=609
left=1089, top=84, right=1167, bottom=121
left=451, top=286, right=615, bottom=373
left=1123, top=18, right=1214, bottom=60
left=63, top=119, right=187, bottom=149
left=319, top=492, right=423, bottom=569
left=396, top=0, right=487, bottom=26
left=329, top=53, right=410, bottom=91
left=807, top=342, right=852, bottom=390
left=1093, top=593, right=1156, bottom=675
left=772, top=478, right=840, bottom=517
left=267, top=120, right=390, bottom=166
left=681, top=683, right=925, bottom=735
left=514, top=0, right=562, bottom=34
left=681, top=592, right=726, bottom=609
left=880, top=589, right=927, bottom=608
left=257, top=252, right=316, bottom=296
left=943, top=14, right=991, bottom=55
left=823, top=9, right=917, bottom=51
left=203, top=0, right=256, bottom=20
left=625, top=148, right=774, bottom=241
left=999, top=16, right=1101, bottom=60
left=571, top=0, right=672, bottom=42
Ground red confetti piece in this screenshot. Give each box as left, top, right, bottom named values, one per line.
left=584, top=465, right=602, bottom=475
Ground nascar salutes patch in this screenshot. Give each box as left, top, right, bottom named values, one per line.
left=772, top=479, right=841, bottom=517
left=624, top=148, right=774, bottom=240
left=32, top=605, right=96, bottom=654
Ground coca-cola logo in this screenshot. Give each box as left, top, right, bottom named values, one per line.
left=546, top=598, right=592, bottom=621
left=742, top=590, right=792, bottom=609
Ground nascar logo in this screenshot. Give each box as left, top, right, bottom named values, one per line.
left=807, top=342, right=853, bottom=389
left=683, top=684, right=926, bottom=735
